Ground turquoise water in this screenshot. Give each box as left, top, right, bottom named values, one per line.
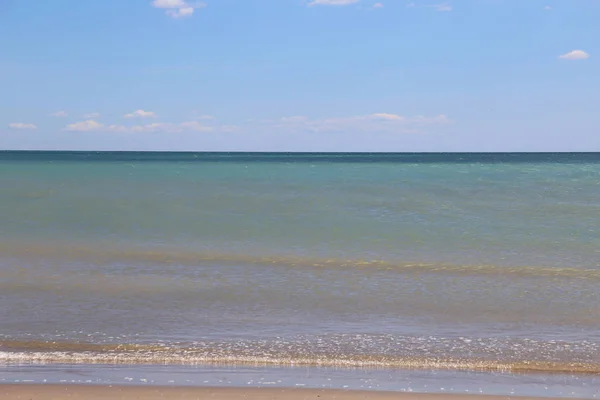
left=2, top=152, right=599, bottom=268
left=1, top=152, right=600, bottom=386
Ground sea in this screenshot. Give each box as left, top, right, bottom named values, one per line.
left=1, top=151, right=600, bottom=397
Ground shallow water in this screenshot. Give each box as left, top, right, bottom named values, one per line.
left=2, top=364, right=600, bottom=398
left=1, top=152, right=599, bottom=389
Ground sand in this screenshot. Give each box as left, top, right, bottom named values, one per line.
left=0, top=385, right=575, bottom=400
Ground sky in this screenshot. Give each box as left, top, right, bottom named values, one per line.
left=1, top=0, right=598, bottom=152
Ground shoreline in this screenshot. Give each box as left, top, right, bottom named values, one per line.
left=0, top=385, right=583, bottom=400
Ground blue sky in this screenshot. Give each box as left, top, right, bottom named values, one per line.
left=1, top=0, right=598, bottom=151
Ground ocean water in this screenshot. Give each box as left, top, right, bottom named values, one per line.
left=1, top=152, right=600, bottom=394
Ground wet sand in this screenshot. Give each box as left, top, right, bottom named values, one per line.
left=0, top=385, right=581, bottom=400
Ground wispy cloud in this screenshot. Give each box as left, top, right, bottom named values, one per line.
left=152, top=0, right=206, bottom=18
left=50, top=111, right=68, bottom=117
left=153, top=0, right=187, bottom=6
left=430, top=3, right=452, bottom=12
left=8, top=122, right=37, bottom=130
left=308, top=0, right=360, bottom=6
left=373, top=2, right=384, bottom=8
left=84, top=112, right=101, bottom=119
left=407, top=2, right=451, bottom=12
left=64, top=119, right=217, bottom=133
left=177, top=121, right=215, bottom=132
left=269, top=113, right=450, bottom=134
left=166, top=7, right=194, bottom=18
left=191, top=113, right=215, bottom=120
left=64, top=120, right=104, bottom=132
left=558, top=50, right=590, bottom=60
left=124, top=109, right=157, bottom=118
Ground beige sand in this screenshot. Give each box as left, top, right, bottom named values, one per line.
left=0, top=385, right=573, bottom=400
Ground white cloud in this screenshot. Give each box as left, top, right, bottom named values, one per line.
left=220, top=125, right=240, bottom=133
left=544, top=5, right=552, bottom=10
left=431, top=3, right=452, bottom=12
left=166, top=7, right=194, bottom=18
left=152, top=0, right=205, bottom=18
left=153, top=0, right=187, bottom=6
left=190, top=111, right=215, bottom=120
left=281, top=116, right=310, bottom=123
left=8, top=122, right=37, bottom=130
left=64, top=119, right=218, bottom=133
left=371, top=113, right=405, bottom=121
left=65, top=120, right=104, bottom=132
left=50, top=111, right=68, bottom=117
left=272, top=113, right=450, bottom=133
left=84, top=112, right=101, bottom=119
left=373, top=2, right=384, bottom=8
left=308, top=0, right=360, bottom=6
left=124, top=109, right=157, bottom=118
left=178, top=121, right=215, bottom=132
left=558, top=50, right=589, bottom=60
left=108, top=123, right=166, bottom=133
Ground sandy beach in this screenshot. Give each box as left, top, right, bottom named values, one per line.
left=0, top=385, right=581, bottom=400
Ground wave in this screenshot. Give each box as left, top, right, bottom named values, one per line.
left=1, top=340, right=600, bottom=375
left=1, top=241, right=599, bottom=280
left=0, top=343, right=600, bottom=374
